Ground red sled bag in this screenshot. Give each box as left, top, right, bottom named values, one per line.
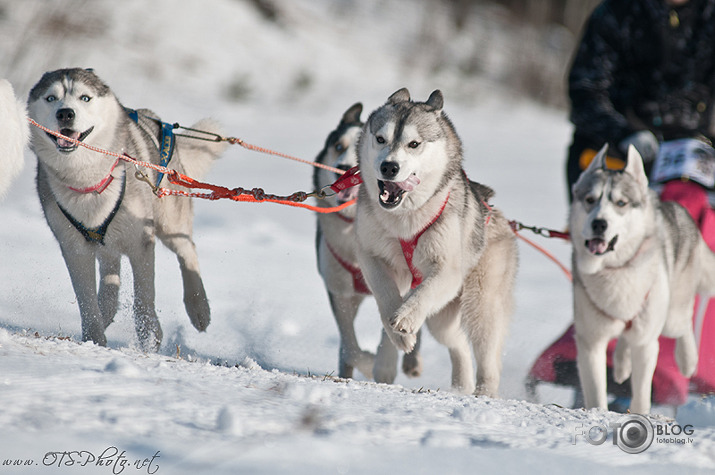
left=528, top=179, right=715, bottom=406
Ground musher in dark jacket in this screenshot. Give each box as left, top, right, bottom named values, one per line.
left=566, top=0, right=715, bottom=199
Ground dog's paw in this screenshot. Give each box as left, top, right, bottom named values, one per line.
left=390, top=331, right=417, bottom=353
left=402, top=350, right=423, bottom=378
left=389, top=302, right=421, bottom=336
left=373, top=354, right=398, bottom=384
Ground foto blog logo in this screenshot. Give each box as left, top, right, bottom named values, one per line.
left=573, top=414, right=655, bottom=454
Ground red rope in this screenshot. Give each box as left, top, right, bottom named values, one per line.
left=28, top=118, right=353, bottom=214
left=226, top=137, right=345, bottom=175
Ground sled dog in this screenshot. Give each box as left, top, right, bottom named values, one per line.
left=314, top=103, right=423, bottom=380
left=571, top=144, right=715, bottom=414
left=355, top=88, right=517, bottom=396
left=0, top=79, right=29, bottom=198
left=28, top=68, right=227, bottom=350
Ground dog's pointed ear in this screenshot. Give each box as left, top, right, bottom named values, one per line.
left=573, top=144, right=609, bottom=195
left=426, top=90, right=443, bottom=112
left=388, top=88, right=410, bottom=105
left=586, top=143, right=609, bottom=173
left=341, top=102, right=363, bottom=125
left=624, top=144, right=649, bottom=190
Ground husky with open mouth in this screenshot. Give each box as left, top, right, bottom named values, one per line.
left=28, top=68, right=227, bottom=351
left=0, top=79, right=28, bottom=199
left=355, top=88, right=518, bottom=396
left=313, top=103, right=423, bottom=380
left=571, top=144, right=715, bottom=414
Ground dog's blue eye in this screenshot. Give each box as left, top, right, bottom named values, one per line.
left=616, top=200, right=627, bottom=207
left=408, top=141, right=420, bottom=149
left=80, top=95, right=92, bottom=102
left=46, top=95, right=56, bottom=103
left=335, top=143, right=344, bottom=152
left=376, top=136, right=386, bottom=144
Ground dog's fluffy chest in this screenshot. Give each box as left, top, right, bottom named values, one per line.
left=576, top=246, right=664, bottom=323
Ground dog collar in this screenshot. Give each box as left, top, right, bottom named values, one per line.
left=325, top=240, right=370, bottom=295
left=334, top=212, right=354, bottom=224
left=67, top=157, right=120, bottom=194
left=400, top=192, right=450, bottom=289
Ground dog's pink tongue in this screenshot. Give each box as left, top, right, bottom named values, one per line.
left=396, top=174, right=420, bottom=192
left=587, top=238, right=608, bottom=255
left=57, top=130, right=80, bottom=148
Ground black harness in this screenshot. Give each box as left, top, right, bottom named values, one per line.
left=57, top=169, right=127, bottom=245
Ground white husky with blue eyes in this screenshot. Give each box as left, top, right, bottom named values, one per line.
left=28, top=68, right=227, bottom=351
left=571, top=144, right=715, bottom=414
left=355, top=88, right=518, bottom=397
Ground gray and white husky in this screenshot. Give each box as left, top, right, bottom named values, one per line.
left=314, top=102, right=423, bottom=380
left=0, top=79, right=28, bottom=198
left=355, top=88, right=518, bottom=396
left=28, top=68, right=227, bottom=351
left=571, top=144, right=715, bottom=414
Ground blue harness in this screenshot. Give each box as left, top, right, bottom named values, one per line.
left=124, top=108, right=176, bottom=187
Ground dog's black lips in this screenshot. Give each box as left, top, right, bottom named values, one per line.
left=378, top=180, right=405, bottom=209
left=46, top=126, right=94, bottom=153
left=585, top=235, right=618, bottom=256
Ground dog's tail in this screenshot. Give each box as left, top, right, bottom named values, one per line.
left=175, top=118, right=229, bottom=180
left=0, top=79, right=28, bottom=199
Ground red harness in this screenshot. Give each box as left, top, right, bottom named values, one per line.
left=67, top=158, right=121, bottom=194
left=325, top=240, right=370, bottom=295
left=329, top=168, right=457, bottom=289
left=399, top=193, right=450, bottom=289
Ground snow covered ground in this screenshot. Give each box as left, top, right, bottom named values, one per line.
left=1, top=1, right=714, bottom=473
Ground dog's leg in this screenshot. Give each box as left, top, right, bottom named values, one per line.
left=401, top=329, right=423, bottom=378
left=61, top=246, right=105, bottom=346
left=328, top=293, right=374, bottom=379
left=358, top=253, right=417, bottom=352
left=97, top=251, right=121, bottom=330
left=629, top=339, right=659, bottom=414
left=461, top=241, right=515, bottom=398
left=426, top=299, right=475, bottom=394
left=128, top=241, right=162, bottom=352
left=159, top=232, right=210, bottom=332
left=675, top=331, right=698, bottom=378
left=575, top=333, right=609, bottom=410
left=390, top=261, right=462, bottom=340
left=613, top=336, right=632, bottom=384
left=373, top=329, right=399, bottom=384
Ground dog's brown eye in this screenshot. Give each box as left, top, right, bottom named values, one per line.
left=376, top=136, right=385, bottom=144
left=408, top=140, right=420, bottom=149
left=585, top=196, right=596, bottom=205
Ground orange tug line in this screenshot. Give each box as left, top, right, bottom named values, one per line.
left=28, top=118, right=352, bottom=214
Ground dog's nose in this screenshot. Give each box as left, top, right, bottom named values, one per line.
left=56, top=108, right=75, bottom=123
left=591, top=219, right=608, bottom=235
left=336, top=163, right=352, bottom=173
left=380, top=161, right=400, bottom=179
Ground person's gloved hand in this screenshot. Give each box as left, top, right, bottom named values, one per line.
left=619, top=130, right=659, bottom=163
